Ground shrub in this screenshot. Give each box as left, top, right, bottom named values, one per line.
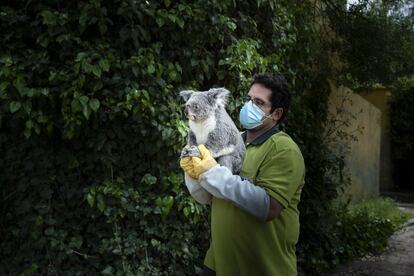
left=338, top=208, right=394, bottom=259
left=347, top=196, right=412, bottom=228
left=332, top=196, right=411, bottom=268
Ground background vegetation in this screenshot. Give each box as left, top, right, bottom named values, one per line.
left=0, top=0, right=413, bottom=275
left=327, top=0, right=414, bottom=190
left=333, top=196, right=412, bottom=261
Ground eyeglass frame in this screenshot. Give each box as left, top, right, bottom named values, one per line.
left=243, top=94, right=272, bottom=109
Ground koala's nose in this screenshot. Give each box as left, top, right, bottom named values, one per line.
left=184, top=106, right=189, bottom=115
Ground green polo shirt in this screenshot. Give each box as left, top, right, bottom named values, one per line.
left=204, top=124, right=305, bottom=276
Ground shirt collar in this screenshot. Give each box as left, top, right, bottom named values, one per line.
left=242, top=124, right=280, bottom=145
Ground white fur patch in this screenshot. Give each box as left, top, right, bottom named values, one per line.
left=215, top=98, right=227, bottom=109
left=189, top=116, right=216, bottom=145
left=213, top=145, right=235, bottom=158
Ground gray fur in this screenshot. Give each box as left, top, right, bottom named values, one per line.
left=179, top=90, right=194, bottom=102
left=180, top=87, right=245, bottom=174
left=180, top=146, right=201, bottom=159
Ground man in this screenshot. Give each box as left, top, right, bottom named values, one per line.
left=180, top=73, right=306, bottom=276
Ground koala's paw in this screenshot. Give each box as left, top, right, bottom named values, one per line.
left=180, top=145, right=202, bottom=158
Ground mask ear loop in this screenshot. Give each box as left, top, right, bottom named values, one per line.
left=265, top=106, right=282, bottom=121
left=261, top=114, right=273, bottom=124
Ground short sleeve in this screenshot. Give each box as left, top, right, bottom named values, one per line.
left=256, top=148, right=305, bottom=208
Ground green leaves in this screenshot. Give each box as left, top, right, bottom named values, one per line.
left=87, top=188, right=96, bottom=207
left=91, top=66, right=101, bottom=78
left=147, top=64, right=155, bottom=74
left=89, top=99, right=100, bottom=112
left=99, top=59, right=110, bottom=72
left=79, top=95, right=88, bottom=106
left=79, top=95, right=91, bottom=119
left=13, top=75, right=25, bottom=94
left=175, top=119, right=188, bottom=138
left=70, top=94, right=100, bottom=120
left=41, top=10, right=68, bottom=26
left=41, top=10, right=58, bottom=26
left=155, top=9, right=185, bottom=29
left=141, top=174, right=157, bottom=186
left=155, top=196, right=174, bottom=220
left=9, top=101, right=21, bottom=113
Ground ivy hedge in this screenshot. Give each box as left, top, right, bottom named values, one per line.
left=0, top=1, right=390, bottom=275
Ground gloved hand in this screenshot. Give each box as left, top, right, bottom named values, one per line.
left=192, top=144, right=218, bottom=179
left=179, top=145, right=213, bottom=205
left=180, top=145, right=271, bottom=221
left=180, top=157, right=198, bottom=179
left=179, top=145, right=199, bottom=179
left=180, top=144, right=218, bottom=180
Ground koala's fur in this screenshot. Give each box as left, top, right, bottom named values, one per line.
left=179, top=88, right=245, bottom=174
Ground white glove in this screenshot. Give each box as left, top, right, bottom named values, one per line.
left=199, top=165, right=270, bottom=221
left=184, top=173, right=212, bottom=205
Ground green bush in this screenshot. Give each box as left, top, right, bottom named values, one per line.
left=300, top=196, right=412, bottom=274
left=330, top=196, right=411, bottom=266
left=337, top=208, right=394, bottom=258
left=347, top=196, right=412, bottom=228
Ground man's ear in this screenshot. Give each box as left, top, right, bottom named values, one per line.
left=207, top=88, right=230, bottom=108
left=271, top=107, right=284, bottom=122
left=179, top=90, right=195, bottom=101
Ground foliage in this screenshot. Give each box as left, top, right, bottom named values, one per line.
left=325, top=0, right=414, bottom=88
left=389, top=82, right=414, bottom=190
left=304, top=196, right=411, bottom=274
left=0, top=0, right=390, bottom=275
left=336, top=206, right=394, bottom=258
left=347, top=196, right=412, bottom=227
left=335, top=196, right=410, bottom=261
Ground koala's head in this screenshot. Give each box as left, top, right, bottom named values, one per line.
left=179, top=88, right=230, bottom=122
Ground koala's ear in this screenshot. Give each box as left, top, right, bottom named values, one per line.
left=179, top=90, right=195, bottom=101
left=208, top=88, right=230, bottom=108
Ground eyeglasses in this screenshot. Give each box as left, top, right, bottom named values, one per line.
left=243, top=95, right=271, bottom=108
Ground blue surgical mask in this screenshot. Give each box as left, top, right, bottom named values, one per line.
left=239, top=100, right=271, bottom=129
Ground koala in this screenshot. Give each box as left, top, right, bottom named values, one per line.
left=179, top=88, right=245, bottom=174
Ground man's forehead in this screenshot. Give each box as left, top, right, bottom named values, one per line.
left=248, top=83, right=272, bottom=100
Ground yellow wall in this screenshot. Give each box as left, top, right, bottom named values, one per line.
left=327, top=81, right=381, bottom=201
left=359, top=89, right=393, bottom=191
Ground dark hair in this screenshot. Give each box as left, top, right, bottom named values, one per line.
left=250, top=73, right=291, bottom=123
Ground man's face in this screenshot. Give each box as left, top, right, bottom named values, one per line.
left=245, top=83, right=283, bottom=131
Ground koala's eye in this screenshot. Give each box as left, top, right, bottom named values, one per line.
left=193, top=104, right=199, bottom=110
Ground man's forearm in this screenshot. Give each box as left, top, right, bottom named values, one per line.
left=266, top=197, right=283, bottom=221
left=198, top=165, right=271, bottom=221
left=184, top=173, right=212, bottom=205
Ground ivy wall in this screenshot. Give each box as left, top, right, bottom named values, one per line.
left=1, top=1, right=351, bottom=274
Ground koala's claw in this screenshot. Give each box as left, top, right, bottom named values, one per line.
left=180, top=145, right=202, bottom=158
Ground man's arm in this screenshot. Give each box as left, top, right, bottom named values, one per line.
left=199, top=165, right=284, bottom=221
left=181, top=144, right=287, bottom=221
left=184, top=173, right=212, bottom=205
left=266, top=197, right=284, bottom=221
